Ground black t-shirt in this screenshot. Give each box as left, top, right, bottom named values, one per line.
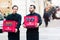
left=26, top=13, right=42, bottom=32
left=6, top=13, right=22, bottom=29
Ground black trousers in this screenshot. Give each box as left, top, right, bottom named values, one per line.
left=44, top=18, right=50, bottom=27
left=26, top=30, right=39, bottom=40
left=8, top=29, right=20, bottom=40
left=0, top=29, right=2, bottom=33
left=52, top=13, right=56, bottom=19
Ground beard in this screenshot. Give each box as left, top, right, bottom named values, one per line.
left=30, top=11, right=34, bottom=13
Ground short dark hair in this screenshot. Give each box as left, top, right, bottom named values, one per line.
left=12, top=5, right=18, bottom=9
left=30, top=5, right=36, bottom=9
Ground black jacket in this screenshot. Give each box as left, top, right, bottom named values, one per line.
left=43, top=7, right=56, bottom=19
left=6, top=13, right=22, bottom=29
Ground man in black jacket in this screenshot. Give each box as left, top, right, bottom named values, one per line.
left=6, top=5, right=22, bottom=40
left=24, top=5, right=42, bottom=40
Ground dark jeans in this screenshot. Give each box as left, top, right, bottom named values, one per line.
left=44, top=19, right=50, bottom=27
left=8, top=29, right=20, bottom=40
